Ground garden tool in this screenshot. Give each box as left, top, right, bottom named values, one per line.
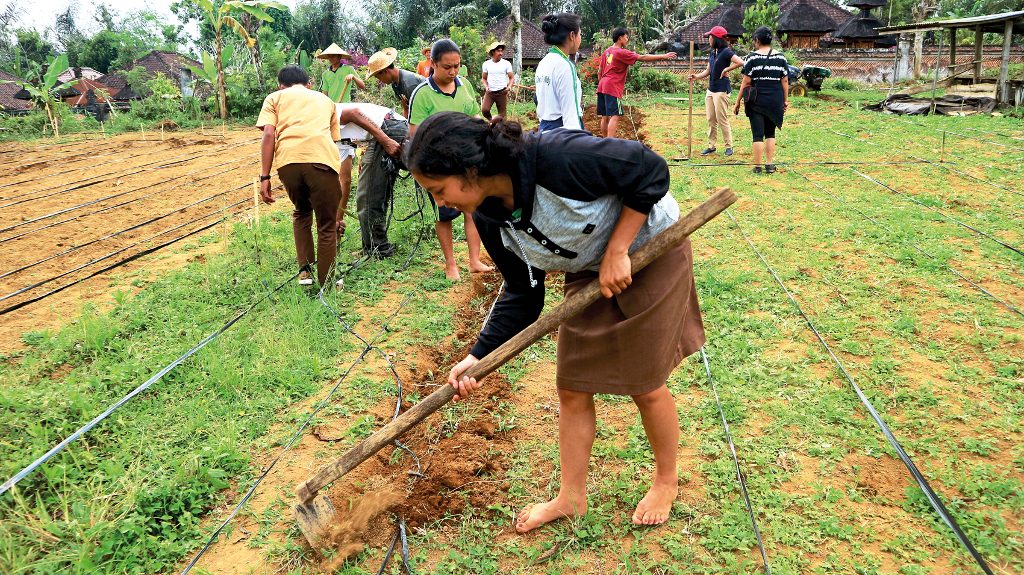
left=293, top=187, right=737, bottom=549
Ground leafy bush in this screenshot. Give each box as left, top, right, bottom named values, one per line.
left=127, top=73, right=181, bottom=120
left=831, top=78, right=858, bottom=91
left=626, top=66, right=685, bottom=94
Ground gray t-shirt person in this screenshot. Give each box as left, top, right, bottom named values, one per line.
left=392, top=68, right=425, bottom=106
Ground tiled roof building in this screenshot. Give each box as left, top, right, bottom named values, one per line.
left=0, top=70, right=31, bottom=113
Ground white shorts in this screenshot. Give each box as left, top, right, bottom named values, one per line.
left=336, top=141, right=355, bottom=162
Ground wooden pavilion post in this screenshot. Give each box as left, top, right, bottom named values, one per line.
left=973, top=26, right=983, bottom=83
left=948, top=27, right=957, bottom=77
left=998, top=20, right=1013, bottom=104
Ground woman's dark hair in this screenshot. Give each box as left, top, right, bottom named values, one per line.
left=753, top=26, right=773, bottom=46
left=430, top=38, right=461, bottom=63
left=406, top=112, right=525, bottom=177
left=711, top=35, right=728, bottom=51
left=277, top=65, right=309, bottom=87
left=611, top=27, right=628, bottom=43
left=541, top=13, right=581, bottom=46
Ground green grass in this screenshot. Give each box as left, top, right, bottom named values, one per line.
left=1, top=90, right=1022, bottom=574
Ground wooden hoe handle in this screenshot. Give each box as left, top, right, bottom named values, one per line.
left=295, top=187, right=736, bottom=504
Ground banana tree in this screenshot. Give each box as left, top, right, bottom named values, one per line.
left=193, top=0, right=285, bottom=119
left=2, top=53, right=75, bottom=137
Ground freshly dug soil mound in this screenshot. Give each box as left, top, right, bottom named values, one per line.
left=582, top=104, right=650, bottom=146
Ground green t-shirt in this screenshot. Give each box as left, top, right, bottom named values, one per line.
left=320, top=64, right=357, bottom=103
left=408, top=77, right=479, bottom=125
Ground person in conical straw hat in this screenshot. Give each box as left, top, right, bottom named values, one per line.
left=317, top=43, right=364, bottom=103
left=367, top=47, right=425, bottom=118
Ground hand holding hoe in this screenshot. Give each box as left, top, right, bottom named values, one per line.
left=293, top=187, right=737, bottom=549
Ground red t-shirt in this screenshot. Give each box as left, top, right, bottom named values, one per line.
left=597, top=46, right=639, bottom=98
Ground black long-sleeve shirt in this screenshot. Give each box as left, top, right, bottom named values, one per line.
left=469, top=128, right=671, bottom=359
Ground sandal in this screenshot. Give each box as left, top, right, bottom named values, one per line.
left=752, top=166, right=763, bottom=174
left=765, top=164, right=777, bottom=174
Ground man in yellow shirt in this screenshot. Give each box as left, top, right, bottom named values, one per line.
left=257, top=65, right=343, bottom=288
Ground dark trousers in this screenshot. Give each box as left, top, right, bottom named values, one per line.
left=356, top=118, right=408, bottom=257
left=277, top=163, right=341, bottom=286
left=481, top=88, right=509, bottom=119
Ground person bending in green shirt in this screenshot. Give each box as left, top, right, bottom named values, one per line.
left=408, top=39, right=493, bottom=280
left=317, top=43, right=364, bottom=103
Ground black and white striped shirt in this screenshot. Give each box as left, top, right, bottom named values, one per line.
left=742, top=50, right=789, bottom=82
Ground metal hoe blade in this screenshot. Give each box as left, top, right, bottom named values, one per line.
left=293, top=493, right=338, bottom=550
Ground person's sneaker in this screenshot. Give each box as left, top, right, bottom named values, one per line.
left=297, top=270, right=313, bottom=285
left=752, top=166, right=763, bottom=174
left=724, top=147, right=734, bottom=157
left=765, top=164, right=777, bottom=174
left=700, top=147, right=716, bottom=156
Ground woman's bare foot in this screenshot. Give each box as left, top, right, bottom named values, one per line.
left=469, top=261, right=494, bottom=273
left=631, top=481, right=677, bottom=525
left=515, top=495, right=586, bottom=533
left=444, top=262, right=461, bottom=280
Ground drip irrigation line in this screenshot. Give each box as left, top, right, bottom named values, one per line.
left=0, top=267, right=300, bottom=497
left=725, top=209, right=995, bottom=575
left=852, top=169, right=1024, bottom=259
left=182, top=180, right=433, bottom=574
left=0, top=190, right=268, bottom=316
left=830, top=124, right=1024, bottom=195
left=0, top=177, right=254, bottom=280
left=0, top=156, right=253, bottom=239
left=961, top=126, right=1024, bottom=142
left=908, top=155, right=1024, bottom=199
left=666, top=159, right=928, bottom=168
left=0, top=145, right=172, bottom=191
left=894, top=118, right=1024, bottom=153
left=0, top=140, right=250, bottom=209
left=699, top=348, right=771, bottom=574
left=790, top=168, right=1022, bottom=318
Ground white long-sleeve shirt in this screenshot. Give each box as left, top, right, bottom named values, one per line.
left=535, top=49, right=582, bottom=130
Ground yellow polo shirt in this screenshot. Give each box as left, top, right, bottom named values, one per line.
left=256, top=85, right=342, bottom=173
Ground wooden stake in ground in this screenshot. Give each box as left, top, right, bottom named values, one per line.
left=160, top=124, right=164, bottom=141
left=252, top=177, right=260, bottom=228
left=688, top=41, right=695, bottom=159
left=291, top=187, right=737, bottom=550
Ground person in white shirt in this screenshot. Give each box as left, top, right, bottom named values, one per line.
left=535, top=13, right=583, bottom=132
left=481, top=41, right=514, bottom=119
left=334, top=103, right=404, bottom=257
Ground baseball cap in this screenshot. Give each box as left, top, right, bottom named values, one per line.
left=705, top=26, right=729, bottom=39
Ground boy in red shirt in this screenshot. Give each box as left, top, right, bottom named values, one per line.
left=597, top=27, right=676, bottom=138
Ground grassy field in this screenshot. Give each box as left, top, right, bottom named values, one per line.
left=1, top=88, right=1021, bottom=575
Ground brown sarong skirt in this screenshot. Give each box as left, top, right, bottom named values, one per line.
left=555, top=239, right=706, bottom=395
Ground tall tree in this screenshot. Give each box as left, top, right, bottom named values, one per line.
left=190, top=0, right=284, bottom=119
left=510, top=0, right=522, bottom=80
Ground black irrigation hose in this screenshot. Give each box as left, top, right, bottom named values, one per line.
left=0, top=254, right=299, bottom=497
left=699, top=348, right=771, bottom=574
left=726, top=209, right=995, bottom=575
left=0, top=156, right=253, bottom=239
left=0, top=191, right=266, bottom=316
left=895, top=118, right=1024, bottom=154
left=0, top=140, right=250, bottom=208
left=828, top=126, right=1024, bottom=198
left=0, top=177, right=254, bottom=280
left=666, top=159, right=929, bottom=168
left=0, top=145, right=167, bottom=191
left=908, top=154, right=1024, bottom=199
left=789, top=168, right=1023, bottom=318
left=852, top=169, right=1024, bottom=259
left=961, top=126, right=1024, bottom=142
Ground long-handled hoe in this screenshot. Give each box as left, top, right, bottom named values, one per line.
left=292, top=187, right=737, bottom=549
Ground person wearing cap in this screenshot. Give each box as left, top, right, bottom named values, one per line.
left=367, top=47, right=425, bottom=118
left=481, top=41, right=514, bottom=119
left=596, top=27, right=676, bottom=139
left=318, top=43, right=364, bottom=104
left=689, top=26, right=743, bottom=157
left=333, top=102, right=405, bottom=259
left=416, top=46, right=432, bottom=78
left=256, top=65, right=343, bottom=289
